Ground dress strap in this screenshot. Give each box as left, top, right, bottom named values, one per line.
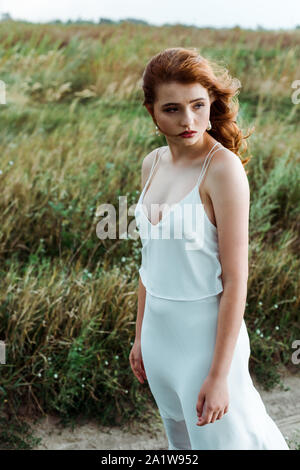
left=149, top=149, right=160, bottom=176
left=142, top=147, right=165, bottom=194
left=196, top=142, right=223, bottom=187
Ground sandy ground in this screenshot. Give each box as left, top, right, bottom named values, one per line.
left=27, top=368, right=300, bottom=450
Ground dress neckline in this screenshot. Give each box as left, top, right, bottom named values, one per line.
left=138, top=142, right=222, bottom=228
left=140, top=182, right=199, bottom=228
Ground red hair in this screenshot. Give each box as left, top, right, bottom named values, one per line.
left=142, top=47, right=253, bottom=169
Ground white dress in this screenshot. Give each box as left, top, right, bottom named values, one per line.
left=134, top=143, right=289, bottom=450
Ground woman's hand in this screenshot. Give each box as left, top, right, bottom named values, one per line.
left=196, top=375, right=229, bottom=426
left=129, top=339, right=147, bottom=384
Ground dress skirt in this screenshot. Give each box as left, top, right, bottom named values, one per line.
left=141, top=291, right=290, bottom=450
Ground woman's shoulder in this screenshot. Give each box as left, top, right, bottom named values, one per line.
left=140, top=146, right=166, bottom=186
left=142, top=146, right=166, bottom=167
left=209, top=144, right=247, bottom=176
left=204, top=143, right=249, bottom=198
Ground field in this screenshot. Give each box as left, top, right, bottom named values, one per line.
left=0, top=20, right=299, bottom=448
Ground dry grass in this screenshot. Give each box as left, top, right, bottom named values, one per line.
left=0, top=20, right=299, bottom=448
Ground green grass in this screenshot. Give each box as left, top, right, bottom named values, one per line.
left=0, top=20, right=299, bottom=449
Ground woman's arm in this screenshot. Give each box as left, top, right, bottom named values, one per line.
left=130, top=275, right=147, bottom=383
left=205, top=149, right=250, bottom=379
left=135, top=276, right=146, bottom=341
left=135, top=148, right=158, bottom=341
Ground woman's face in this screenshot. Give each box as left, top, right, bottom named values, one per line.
left=148, top=81, right=213, bottom=146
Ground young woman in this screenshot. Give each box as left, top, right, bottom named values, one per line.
left=129, top=47, right=289, bottom=450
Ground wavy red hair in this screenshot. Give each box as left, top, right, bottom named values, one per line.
left=142, top=47, right=254, bottom=170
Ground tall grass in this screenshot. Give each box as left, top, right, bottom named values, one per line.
left=0, top=21, right=299, bottom=448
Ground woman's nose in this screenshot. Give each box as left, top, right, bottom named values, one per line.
left=179, top=109, right=194, bottom=127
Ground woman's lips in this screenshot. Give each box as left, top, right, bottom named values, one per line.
left=179, top=131, right=197, bottom=138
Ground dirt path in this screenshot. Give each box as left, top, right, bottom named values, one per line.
left=28, top=369, right=300, bottom=450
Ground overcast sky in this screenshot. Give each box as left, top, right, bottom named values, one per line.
left=0, top=0, right=299, bottom=29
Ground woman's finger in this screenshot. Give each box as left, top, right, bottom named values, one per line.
left=210, top=410, right=220, bottom=423
left=197, top=408, right=213, bottom=426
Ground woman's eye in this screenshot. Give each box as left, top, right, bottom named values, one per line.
left=164, top=104, right=203, bottom=113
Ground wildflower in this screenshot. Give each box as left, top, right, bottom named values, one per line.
left=82, top=384, right=85, bottom=388
left=54, top=373, right=58, bottom=379
left=260, top=333, right=264, bottom=338
left=258, top=301, right=263, bottom=306
left=275, top=326, right=280, bottom=330
left=256, top=329, right=261, bottom=335
left=121, top=257, right=126, bottom=262
left=0, top=170, right=2, bottom=175
left=105, top=360, right=108, bottom=365
left=9, top=161, right=14, bottom=165
left=274, top=304, right=278, bottom=309
left=115, top=355, right=119, bottom=360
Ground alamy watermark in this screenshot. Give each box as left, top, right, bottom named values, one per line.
left=291, top=79, right=300, bottom=104
left=0, top=341, right=5, bottom=364
left=95, top=199, right=206, bottom=251
left=291, top=340, right=300, bottom=365
left=0, top=80, right=6, bottom=104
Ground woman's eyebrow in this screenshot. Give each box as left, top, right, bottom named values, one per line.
left=162, top=97, right=206, bottom=107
